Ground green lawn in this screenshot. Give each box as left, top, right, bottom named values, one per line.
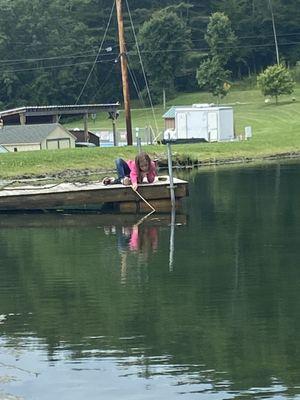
left=1, top=87, right=300, bottom=180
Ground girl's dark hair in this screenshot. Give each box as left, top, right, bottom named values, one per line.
left=135, top=152, right=151, bottom=183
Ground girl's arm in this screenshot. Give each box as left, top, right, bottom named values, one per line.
left=127, top=160, right=138, bottom=185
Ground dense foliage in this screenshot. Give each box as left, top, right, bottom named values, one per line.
left=0, top=0, right=299, bottom=108
left=197, top=12, right=236, bottom=100
left=257, top=64, right=295, bottom=103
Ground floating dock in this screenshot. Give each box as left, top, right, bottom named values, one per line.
left=0, top=176, right=188, bottom=212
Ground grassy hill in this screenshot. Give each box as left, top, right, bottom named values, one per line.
left=0, top=87, right=300, bottom=180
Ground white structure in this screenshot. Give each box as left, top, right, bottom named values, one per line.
left=164, top=104, right=235, bottom=142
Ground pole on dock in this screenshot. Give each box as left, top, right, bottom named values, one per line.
left=116, top=0, right=133, bottom=146
left=167, top=138, right=176, bottom=208
left=136, top=127, right=142, bottom=153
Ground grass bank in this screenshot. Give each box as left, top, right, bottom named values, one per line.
left=1, top=87, right=300, bottom=180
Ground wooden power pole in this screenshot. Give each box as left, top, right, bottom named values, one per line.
left=116, top=0, right=133, bottom=146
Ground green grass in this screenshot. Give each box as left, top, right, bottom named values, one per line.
left=1, top=87, right=300, bottom=180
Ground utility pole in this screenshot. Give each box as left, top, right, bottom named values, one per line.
left=116, top=0, right=133, bottom=146
left=268, top=0, right=280, bottom=65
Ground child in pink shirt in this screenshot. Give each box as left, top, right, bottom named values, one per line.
left=115, top=152, right=157, bottom=190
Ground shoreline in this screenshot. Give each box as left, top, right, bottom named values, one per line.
left=2, top=152, right=300, bottom=183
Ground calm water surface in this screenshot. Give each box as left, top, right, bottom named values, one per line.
left=0, top=161, right=300, bottom=399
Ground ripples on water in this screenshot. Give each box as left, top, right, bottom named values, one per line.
left=0, top=162, right=300, bottom=399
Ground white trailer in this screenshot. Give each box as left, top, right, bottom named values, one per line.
left=174, top=104, right=234, bottom=142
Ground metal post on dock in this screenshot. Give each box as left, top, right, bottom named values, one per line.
left=112, top=117, right=117, bottom=147
left=167, top=138, right=176, bottom=208
left=136, top=128, right=142, bottom=153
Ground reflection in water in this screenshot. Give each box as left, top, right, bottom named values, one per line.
left=1, top=161, right=300, bottom=399
left=103, top=212, right=159, bottom=284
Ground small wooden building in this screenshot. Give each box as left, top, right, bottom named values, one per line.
left=0, top=123, right=76, bottom=152
left=163, top=107, right=176, bottom=130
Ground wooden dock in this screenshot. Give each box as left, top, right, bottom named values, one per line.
left=0, top=176, right=188, bottom=212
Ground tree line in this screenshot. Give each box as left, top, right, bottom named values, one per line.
left=0, top=0, right=299, bottom=108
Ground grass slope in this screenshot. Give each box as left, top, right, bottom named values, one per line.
left=0, top=88, right=300, bottom=180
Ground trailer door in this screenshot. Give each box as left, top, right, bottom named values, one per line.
left=208, top=112, right=218, bottom=141
left=187, top=111, right=207, bottom=139
left=176, top=112, right=187, bottom=138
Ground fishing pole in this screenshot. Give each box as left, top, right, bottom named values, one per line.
left=131, top=186, right=156, bottom=212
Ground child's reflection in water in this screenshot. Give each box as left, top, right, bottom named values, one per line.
left=104, top=223, right=158, bottom=284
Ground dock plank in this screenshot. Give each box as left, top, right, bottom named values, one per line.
left=0, top=176, right=188, bottom=211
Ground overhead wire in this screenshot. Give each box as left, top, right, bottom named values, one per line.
left=127, top=59, right=152, bottom=129
left=0, top=58, right=117, bottom=74
left=1, top=38, right=300, bottom=72
left=91, top=62, right=118, bottom=103
left=125, top=0, right=159, bottom=137
left=1, top=39, right=300, bottom=75
left=75, top=0, right=116, bottom=104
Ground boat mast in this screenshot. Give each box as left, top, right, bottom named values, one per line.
left=116, top=0, right=133, bottom=146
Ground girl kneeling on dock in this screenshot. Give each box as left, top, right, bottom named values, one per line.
left=103, top=152, right=157, bottom=190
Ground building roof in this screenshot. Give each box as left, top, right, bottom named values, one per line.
left=0, top=124, right=72, bottom=145
left=163, top=107, right=176, bottom=119
left=163, top=104, right=232, bottom=119
left=162, top=106, right=189, bottom=119
left=0, top=103, right=120, bottom=119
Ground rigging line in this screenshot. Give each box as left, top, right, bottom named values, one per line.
left=126, top=39, right=300, bottom=55
left=0, top=50, right=98, bottom=65
left=125, top=0, right=159, bottom=137
left=0, top=58, right=117, bottom=74
left=75, top=0, right=116, bottom=105
left=91, top=62, right=116, bottom=103
left=122, top=31, right=300, bottom=48
left=2, top=37, right=298, bottom=68
left=128, top=57, right=145, bottom=107
left=5, top=30, right=300, bottom=49
left=127, top=60, right=151, bottom=128
left=0, top=51, right=119, bottom=66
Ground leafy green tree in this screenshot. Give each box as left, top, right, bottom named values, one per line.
left=257, top=64, right=295, bottom=103
left=196, top=56, right=231, bottom=102
left=196, top=12, right=235, bottom=100
left=205, top=12, right=237, bottom=64
left=138, top=9, right=192, bottom=103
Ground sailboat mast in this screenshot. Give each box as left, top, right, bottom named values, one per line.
left=116, top=0, right=133, bottom=146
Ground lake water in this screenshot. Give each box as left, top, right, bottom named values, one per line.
left=0, top=161, right=300, bottom=400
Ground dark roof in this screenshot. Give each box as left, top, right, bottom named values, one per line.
left=0, top=124, right=72, bottom=145
left=0, top=103, right=119, bottom=118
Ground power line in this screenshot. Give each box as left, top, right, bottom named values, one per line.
left=125, top=0, right=159, bottom=135
left=91, top=63, right=117, bottom=103
left=0, top=58, right=117, bottom=74
left=1, top=39, right=300, bottom=75
left=1, top=32, right=300, bottom=68
left=75, top=0, right=116, bottom=104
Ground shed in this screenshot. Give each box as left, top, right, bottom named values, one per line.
left=163, top=107, right=177, bottom=130
left=0, top=124, right=76, bottom=152
left=0, top=144, right=8, bottom=153
left=163, top=104, right=235, bottom=142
